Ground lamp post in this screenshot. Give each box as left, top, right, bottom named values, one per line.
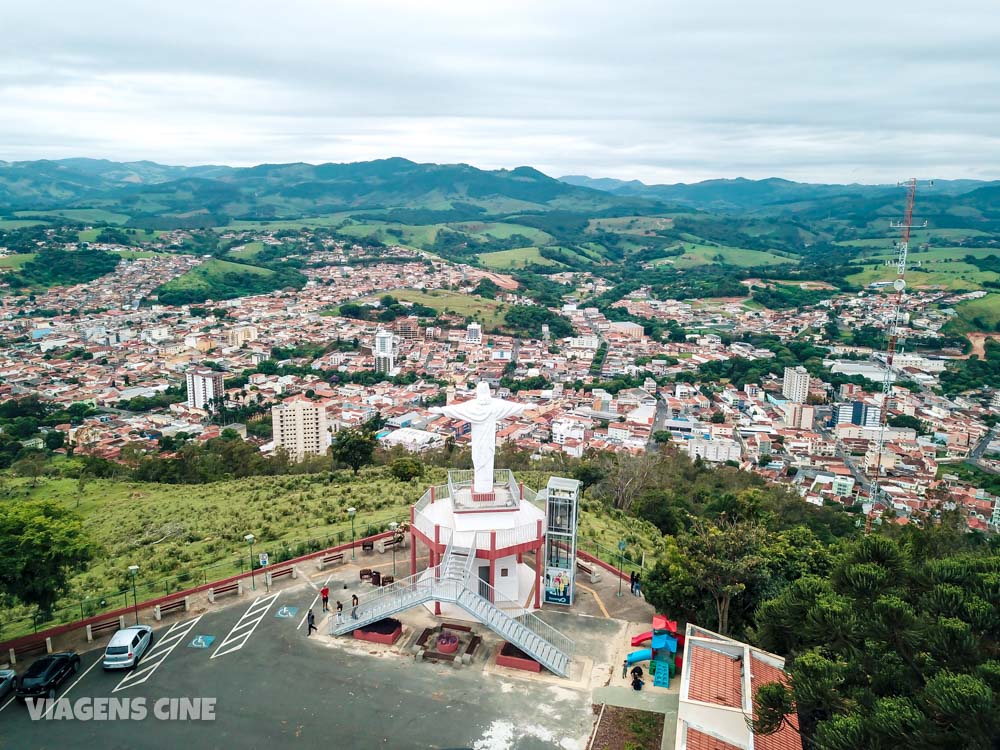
left=617, top=541, right=626, bottom=598
left=128, top=565, right=140, bottom=625
left=245, top=533, right=256, bottom=590
left=388, top=522, right=398, bottom=576
left=348, top=507, right=357, bottom=560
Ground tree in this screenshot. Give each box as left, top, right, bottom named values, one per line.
left=330, top=427, right=377, bottom=475
left=0, top=499, right=92, bottom=611
left=389, top=457, right=425, bottom=482
left=571, top=462, right=606, bottom=493
left=595, top=453, right=658, bottom=512
left=12, top=453, right=47, bottom=487
left=44, top=430, right=66, bottom=451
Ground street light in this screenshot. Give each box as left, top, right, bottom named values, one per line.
left=245, top=534, right=256, bottom=590
left=128, top=565, right=140, bottom=625
left=617, top=541, right=626, bottom=598
left=348, top=507, right=357, bottom=560
left=388, top=522, right=398, bottom=576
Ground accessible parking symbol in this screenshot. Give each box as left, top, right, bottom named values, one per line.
left=275, top=606, right=298, bottom=619
left=188, top=635, right=215, bottom=649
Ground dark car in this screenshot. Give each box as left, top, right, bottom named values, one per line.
left=14, top=652, right=80, bottom=701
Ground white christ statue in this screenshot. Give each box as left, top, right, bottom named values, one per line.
left=430, top=382, right=527, bottom=493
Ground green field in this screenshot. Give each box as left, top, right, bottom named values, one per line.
left=847, top=260, right=998, bottom=291
left=334, top=220, right=441, bottom=249
left=0, top=253, right=37, bottom=269
left=666, top=243, right=796, bottom=268
left=477, top=246, right=561, bottom=269
left=586, top=216, right=674, bottom=235
left=226, top=241, right=266, bottom=260
left=158, top=258, right=273, bottom=293
left=451, top=221, right=553, bottom=244
left=0, top=466, right=668, bottom=638
left=0, top=219, right=47, bottom=229
left=15, top=208, right=131, bottom=225
left=358, top=288, right=506, bottom=327
left=942, top=293, right=1000, bottom=334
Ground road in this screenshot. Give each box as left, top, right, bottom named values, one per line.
left=813, top=408, right=869, bottom=487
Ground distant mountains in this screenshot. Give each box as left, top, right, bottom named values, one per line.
left=558, top=174, right=1000, bottom=212
left=0, top=157, right=659, bottom=227
left=1, top=156, right=999, bottom=229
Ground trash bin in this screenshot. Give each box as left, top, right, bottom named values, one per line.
left=370, top=570, right=381, bottom=586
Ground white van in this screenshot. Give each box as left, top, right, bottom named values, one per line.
left=102, top=625, right=153, bottom=670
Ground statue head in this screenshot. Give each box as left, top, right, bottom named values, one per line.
left=475, top=382, right=492, bottom=403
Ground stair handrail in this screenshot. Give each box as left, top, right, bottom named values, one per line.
left=459, top=576, right=574, bottom=660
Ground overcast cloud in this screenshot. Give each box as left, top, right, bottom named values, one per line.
left=1, top=0, right=998, bottom=183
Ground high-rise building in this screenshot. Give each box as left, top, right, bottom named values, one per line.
left=272, top=396, right=329, bottom=461
left=779, top=401, right=815, bottom=430
left=374, top=328, right=396, bottom=373
left=782, top=366, right=810, bottom=404
left=225, top=325, right=258, bottom=348
left=466, top=322, right=482, bottom=345
left=185, top=368, right=225, bottom=410
left=395, top=316, right=420, bottom=341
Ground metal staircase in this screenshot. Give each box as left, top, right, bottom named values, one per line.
left=329, top=545, right=574, bottom=677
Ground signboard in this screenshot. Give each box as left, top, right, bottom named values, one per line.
left=258, top=552, right=269, bottom=568
left=544, top=567, right=572, bottom=605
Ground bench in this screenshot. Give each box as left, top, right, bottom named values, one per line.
left=8, top=638, right=51, bottom=666
left=154, top=596, right=190, bottom=622
left=380, top=575, right=394, bottom=586
left=359, top=568, right=373, bottom=582
left=423, top=651, right=456, bottom=663
left=265, top=567, right=297, bottom=586
left=442, top=622, right=473, bottom=633
left=208, top=580, right=242, bottom=604
left=361, top=540, right=375, bottom=553
left=376, top=536, right=405, bottom=554
left=465, top=635, right=483, bottom=658
left=576, top=559, right=602, bottom=584
left=317, top=551, right=345, bottom=571
left=86, top=615, right=126, bottom=643
left=416, top=627, right=435, bottom=648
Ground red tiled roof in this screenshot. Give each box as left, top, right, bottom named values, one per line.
left=750, top=655, right=803, bottom=750
left=688, top=642, right=743, bottom=708
left=685, top=727, right=744, bottom=750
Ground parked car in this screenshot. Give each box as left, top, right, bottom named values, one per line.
left=102, top=625, right=153, bottom=670
left=14, top=653, right=80, bottom=700
left=0, top=669, right=16, bottom=700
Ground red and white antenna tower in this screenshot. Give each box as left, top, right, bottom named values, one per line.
left=865, top=178, right=932, bottom=533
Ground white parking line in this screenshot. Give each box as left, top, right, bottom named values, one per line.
left=0, top=695, right=16, bottom=713
left=211, top=593, right=280, bottom=659
left=113, top=616, right=202, bottom=693
left=42, top=656, right=104, bottom=717
left=297, top=573, right=334, bottom=630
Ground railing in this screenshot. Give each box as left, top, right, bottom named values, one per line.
left=333, top=567, right=438, bottom=634
left=459, top=575, right=574, bottom=660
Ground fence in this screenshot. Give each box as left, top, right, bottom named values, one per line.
left=576, top=540, right=646, bottom=577
left=0, top=510, right=407, bottom=644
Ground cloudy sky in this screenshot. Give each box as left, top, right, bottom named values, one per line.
left=2, top=1, right=998, bottom=183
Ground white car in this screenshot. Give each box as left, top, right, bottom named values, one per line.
left=102, top=625, right=154, bottom=670
left=0, top=669, right=15, bottom=700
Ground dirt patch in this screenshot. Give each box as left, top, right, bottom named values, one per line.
left=799, top=281, right=836, bottom=290
left=590, top=704, right=664, bottom=750
left=964, top=333, right=1000, bottom=359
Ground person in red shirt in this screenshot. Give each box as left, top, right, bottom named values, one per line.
left=320, top=585, right=330, bottom=612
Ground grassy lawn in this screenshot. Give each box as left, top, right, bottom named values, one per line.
left=335, top=220, right=441, bottom=249
left=15, top=208, right=131, bottom=225
left=478, top=246, right=562, bottom=269
left=669, top=243, right=796, bottom=268
left=355, top=288, right=506, bottom=327
left=0, top=253, right=37, bottom=269
left=586, top=216, right=673, bottom=235
left=0, top=219, right=48, bottom=229
left=847, top=261, right=996, bottom=291
left=226, top=241, right=266, bottom=260
left=157, top=258, right=273, bottom=297
left=0, top=466, right=669, bottom=639
left=450, top=221, right=553, bottom=245
left=943, top=293, right=1000, bottom=334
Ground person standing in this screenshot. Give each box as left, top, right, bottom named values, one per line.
left=321, top=585, right=330, bottom=612
left=335, top=600, right=344, bottom=625
left=351, top=593, right=359, bottom=619
left=629, top=571, right=637, bottom=595
left=306, top=609, right=317, bottom=636
left=634, top=572, right=642, bottom=598
left=622, top=659, right=628, bottom=679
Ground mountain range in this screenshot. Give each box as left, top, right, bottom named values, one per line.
left=1, top=157, right=998, bottom=229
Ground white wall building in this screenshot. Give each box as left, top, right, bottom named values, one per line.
left=465, top=322, right=482, bottom=345
left=272, top=396, right=329, bottom=460
left=687, top=437, right=742, bottom=463
left=374, top=328, right=396, bottom=373
left=782, top=366, right=810, bottom=403
left=185, top=368, right=224, bottom=410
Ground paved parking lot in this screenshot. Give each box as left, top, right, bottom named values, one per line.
left=0, top=573, right=601, bottom=750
